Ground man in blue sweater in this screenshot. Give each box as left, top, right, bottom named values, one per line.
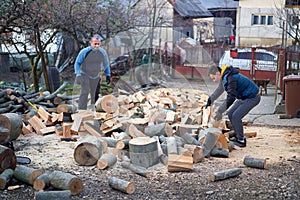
left=205, top=65, right=261, bottom=147
left=74, top=34, right=110, bottom=110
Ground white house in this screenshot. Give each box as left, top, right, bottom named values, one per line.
left=235, top=0, right=298, bottom=47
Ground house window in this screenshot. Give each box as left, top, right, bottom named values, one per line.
left=252, top=15, right=273, bottom=25
left=267, top=16, right=273, bottom=25
left=253, top=15, right=259, bottom=25
left=260, top=16, right=266, bottom=25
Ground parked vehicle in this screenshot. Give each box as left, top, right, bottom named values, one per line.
left=219, top=48, right=277, bottom=72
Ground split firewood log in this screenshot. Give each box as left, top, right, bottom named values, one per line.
left=167, top=154, right=193, bottom=172
left=108, top=177, right=135, bottom=194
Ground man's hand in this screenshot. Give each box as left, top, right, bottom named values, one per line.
left=75, top=74, right=82, bottom=85
left=106, top=76, right=111, bottom=84
left=214, top=110, right=222, bottom=121
left=204, top=97, right=211, bottom=109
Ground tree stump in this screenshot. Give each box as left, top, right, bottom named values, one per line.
left=108, top=176, right=135, bottom=194
left=13, top=165, right=43, bottom=185
left=95, top=94, right=119, bottom=113
left=48, top=170, right=83, bottom=195
left=243, top=156, right=267, bottom=169
left=129, top=137, right=158, bottom=168
left=97, top=153, right=117, bottom=170
left=0, top=113, right=23, bottom=142
left=0, top=145, right=16, bottom=174
left=0, top=168, right=14, bottom=189
left=73, top=136, right=104, bottom=166
left=209, top=168, right=242, bottom=182
left=34, top=190, right=71, bottom=200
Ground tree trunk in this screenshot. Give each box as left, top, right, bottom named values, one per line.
left=33, top=171, right=51, bottom=191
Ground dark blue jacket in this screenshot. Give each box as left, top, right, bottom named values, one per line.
left=221, top=65, right=259, bottom=109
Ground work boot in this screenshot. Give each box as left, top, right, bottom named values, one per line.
left=230, top=137, right=246, bottom=148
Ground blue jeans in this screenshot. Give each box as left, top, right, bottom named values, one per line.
left=227, top=95, right=261, bottom=140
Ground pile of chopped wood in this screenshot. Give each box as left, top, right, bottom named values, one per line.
left=0, top=85, right=261, bottom=196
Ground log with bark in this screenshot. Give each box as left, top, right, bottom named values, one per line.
left=121, top=161, right=150, bottom=178
left=13, top=165, right=43, bottom=185
left=0, top=113, right=23, bottom=142
left=73, top=136, right=105, bottom=166
left=209, top=168, right=242, bottom=182
left=108, top=176, right=135, bottom=194
left=97, top=153, right=117, bottom=170
left=129, top=137, right=158, bottom=168
left=34, top=190, right=71, bottom=200
left=0, top=168, right=14, bottom=189
left=0, top=145, right=16, bottom=174
left=243, top=156, right=267, bottom=169
left=48, top=170, right=83, bottom=195
left=95, top=94, right=119, bottom=113
left=33, top=171, right=51, bottom=191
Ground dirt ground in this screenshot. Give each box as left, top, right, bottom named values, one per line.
left=0, top=71, right=299, bottom=200
left=1, top=124, right=299, bottom=200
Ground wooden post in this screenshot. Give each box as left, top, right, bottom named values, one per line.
left=243, top=156, right=267, bottom=169
left=209, top=168, right=242, bottom=182
left=108, top=177, right=135, bottom=194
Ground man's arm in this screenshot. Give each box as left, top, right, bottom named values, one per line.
left=74, top=47, right=89, bottom=76
left=99, top=48, right=110, bottom=76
